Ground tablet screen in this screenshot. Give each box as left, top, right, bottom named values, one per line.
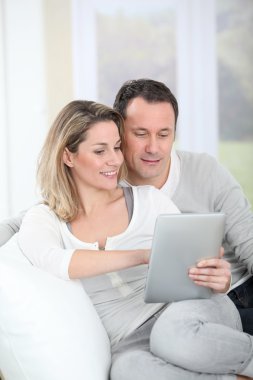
left=144, top=213, right=225, bottom=303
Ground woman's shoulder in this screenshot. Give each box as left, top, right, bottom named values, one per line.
left=22, top=203, right=59, bottom=221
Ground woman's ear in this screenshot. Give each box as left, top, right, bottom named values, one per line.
left=63, top=148, right=74, bottom=167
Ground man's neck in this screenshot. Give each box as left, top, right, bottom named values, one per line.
left=126, top=166, right=171, bottom=190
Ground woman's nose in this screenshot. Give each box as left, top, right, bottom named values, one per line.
left=107, top=150, right=123, bottom=166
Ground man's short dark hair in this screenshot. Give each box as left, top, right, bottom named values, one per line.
left=113, top=78, right=179, bottom=127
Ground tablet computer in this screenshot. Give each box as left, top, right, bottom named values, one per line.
left=144, top=213, right=225, bottom=303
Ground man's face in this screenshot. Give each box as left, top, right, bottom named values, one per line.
left=123, top=97, right=176, bottom=188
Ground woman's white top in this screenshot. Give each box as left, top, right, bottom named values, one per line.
left=18, top=185, right=179, bottom=347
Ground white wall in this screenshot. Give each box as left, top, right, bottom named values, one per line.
left=0, top=0, right=9, bottom=218
left=0, top=0, right=48, bottom=219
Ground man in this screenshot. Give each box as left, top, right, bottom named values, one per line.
left=113, top=78, right=253, bottom=334
left=110, top=78, right=253, bottom=380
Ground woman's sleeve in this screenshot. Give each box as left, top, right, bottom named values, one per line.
left=18, top=205, right=75, bottom=280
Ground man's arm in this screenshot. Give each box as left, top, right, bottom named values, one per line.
left=174, top=151, right=253, bottom=283
left=0, top=212, right=25, bottom=246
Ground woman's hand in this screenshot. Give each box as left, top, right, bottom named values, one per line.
left=141, top=249, right=150, bottom=265
left=188, top=248, right=231, bottom=293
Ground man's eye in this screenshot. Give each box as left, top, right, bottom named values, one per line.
left=159, top=133, right=169, bottom=138
left=134, top=132, right=146, bottom=137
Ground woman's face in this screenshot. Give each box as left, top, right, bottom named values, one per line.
left=64, top=120, right=124, bottom=191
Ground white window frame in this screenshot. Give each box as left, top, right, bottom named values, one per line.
left=72, top=0, right=218, bottom=157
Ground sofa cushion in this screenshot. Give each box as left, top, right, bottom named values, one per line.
left=0, top=235, right=111, bottom=380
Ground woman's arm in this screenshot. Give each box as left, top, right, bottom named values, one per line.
left=18, top=204, right=149, bottom=280
left=68, top=249, right=149, bottom=279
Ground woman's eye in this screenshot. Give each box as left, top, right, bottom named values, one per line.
left=114, top=146, right=121, bottom=151
left=94, top=150, right=104, bottom=155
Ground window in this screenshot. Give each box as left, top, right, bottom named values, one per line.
left=217, top=0, right=253, bottom=205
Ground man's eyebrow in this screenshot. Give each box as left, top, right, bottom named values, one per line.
left=159, top=128, right=171, bottom=132
left=130, top=127, right=150, bottom=131
left=131, top=127, right=171, bottom=131
left=132, top=127, right=147, bottom=131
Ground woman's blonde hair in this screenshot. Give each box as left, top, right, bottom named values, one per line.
left=37, top=100, right=127, bottom=221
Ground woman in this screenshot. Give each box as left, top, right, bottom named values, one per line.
left=17, top=100, right=252, bottom=380
left=18, top=100, right=179, bottom=343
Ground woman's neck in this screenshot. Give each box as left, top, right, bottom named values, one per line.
left=77, top=187, right=122, bottom=216
left=70, top=186, right=128, bottom=246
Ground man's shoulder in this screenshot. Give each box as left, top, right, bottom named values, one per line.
left=175, top=149, right=220, bottom=173
left=172, top=150, right=239, bottom=202
left=176, top=149, right=217, bottom=163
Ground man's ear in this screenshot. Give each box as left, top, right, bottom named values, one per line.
left=63, top=148, right=74, bottom=167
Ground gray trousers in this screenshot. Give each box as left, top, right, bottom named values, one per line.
left=111, top=294, right=253, bottom=380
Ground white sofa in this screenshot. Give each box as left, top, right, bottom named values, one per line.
left=0, top=235, right=111, bottom=380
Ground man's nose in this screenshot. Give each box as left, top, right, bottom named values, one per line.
left=145, top=136, right=159, bottom=154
